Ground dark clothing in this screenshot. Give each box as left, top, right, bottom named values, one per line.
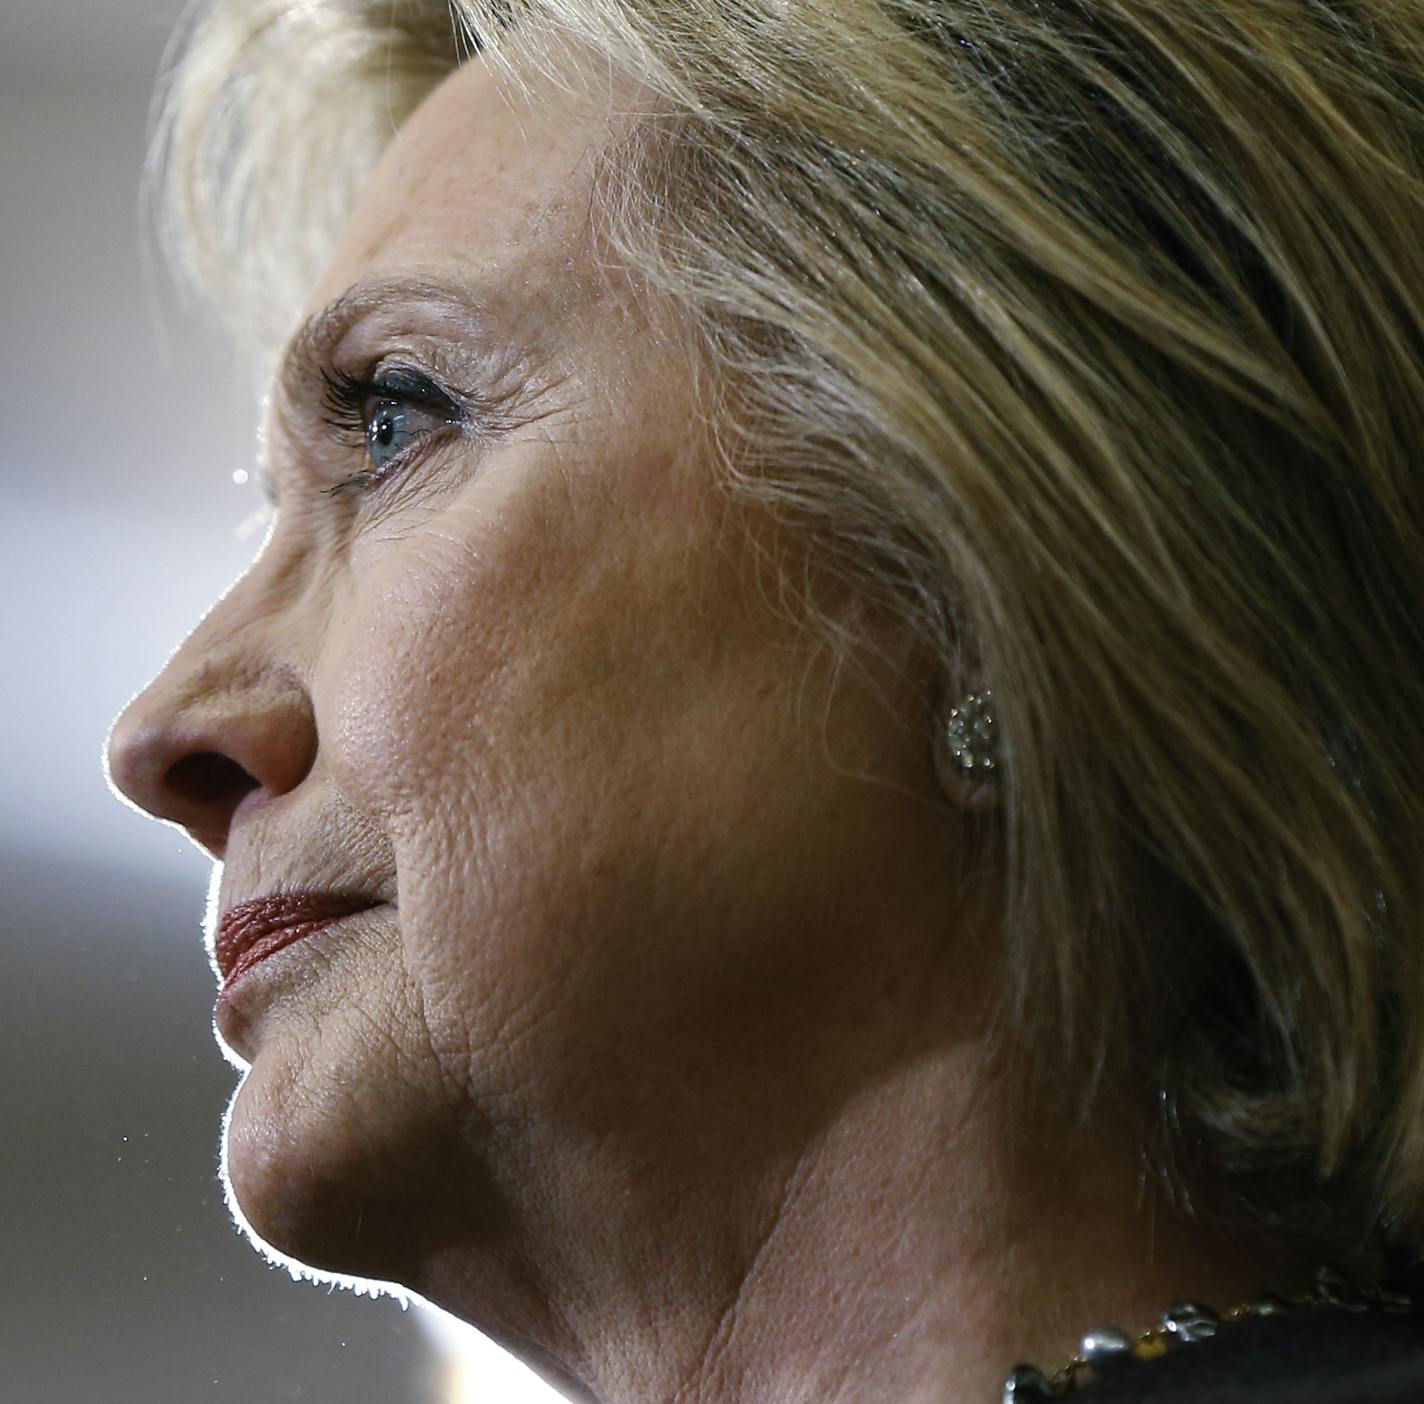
left=1080, top=1306, right=1424, bottom=1402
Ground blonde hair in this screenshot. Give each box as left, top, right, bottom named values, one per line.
left=156, top=0, right=1424, bottom=1249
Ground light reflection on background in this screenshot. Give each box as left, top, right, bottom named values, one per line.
left=421, top=1311, right=568, bottom=1404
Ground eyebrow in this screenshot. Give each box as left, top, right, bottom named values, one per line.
left=276, top=274, right=502, bottom=400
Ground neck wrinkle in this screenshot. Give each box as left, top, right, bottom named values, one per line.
left=631, top=1048, right=1320, bottom=1404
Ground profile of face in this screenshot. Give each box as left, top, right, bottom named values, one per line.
left=107, top=46, right=964, bottom=1384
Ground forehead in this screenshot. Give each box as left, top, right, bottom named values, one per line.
left=304, top=53, right=622, bottom=316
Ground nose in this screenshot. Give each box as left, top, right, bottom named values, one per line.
left=106, top=608, right=317, bottom=860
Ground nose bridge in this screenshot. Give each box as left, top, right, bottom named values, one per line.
left=155, top=575, right=302, bottom=735
left=165, top=535, right=309, bottom=706
left=149, top=509, right=318, bottom=706
left=106, top=528, right=321, bottom=858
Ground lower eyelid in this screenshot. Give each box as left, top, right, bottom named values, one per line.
left=330, top=422, right=464, bottom=501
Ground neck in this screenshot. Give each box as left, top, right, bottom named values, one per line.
left=420, top=1041, right=1345, bottom=1404
left=659, top=1057, right=1312, bottom=1404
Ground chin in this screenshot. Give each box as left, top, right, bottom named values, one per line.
left=217, top=1022, right=471, bottom=1290
left=219, top=1122, right=411, bottom=1304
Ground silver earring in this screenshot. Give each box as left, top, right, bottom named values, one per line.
left=936, top=688, right=999, bottom=788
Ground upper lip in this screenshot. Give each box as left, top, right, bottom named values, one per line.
left=215, top=890, right=380, bottom=982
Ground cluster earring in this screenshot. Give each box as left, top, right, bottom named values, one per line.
left=935, top=688, right=1000, bottom=795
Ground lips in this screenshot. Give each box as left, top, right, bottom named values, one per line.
left=215, top=891, right=378, bottom=986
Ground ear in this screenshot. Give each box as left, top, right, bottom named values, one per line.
left=932, top=688, right=1001, bottom=812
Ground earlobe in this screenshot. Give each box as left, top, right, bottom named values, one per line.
left=932, top=688, right=1001, bottom=811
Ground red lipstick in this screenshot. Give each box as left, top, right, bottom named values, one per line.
left=216, top=892, right=377, bottom=987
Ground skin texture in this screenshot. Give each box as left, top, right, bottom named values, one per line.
left=108, top=48, right=1335, bottom=1404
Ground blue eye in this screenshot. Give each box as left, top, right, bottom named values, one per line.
left=320, top=365, right=463, bottom=494
left=366, top=398, right=436, bottom=469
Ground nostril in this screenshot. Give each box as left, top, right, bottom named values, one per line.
left=166, top=751, right=260, bottom=811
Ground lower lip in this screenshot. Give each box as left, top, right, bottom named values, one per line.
left=214, top=906, right=381, bottom=1051
left=219, top=914, right=360, bottom=993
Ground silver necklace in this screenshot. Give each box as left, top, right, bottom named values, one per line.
left=1001, top=1263, right=1414, bottom=1400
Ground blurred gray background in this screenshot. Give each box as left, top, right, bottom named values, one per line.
left=1, top=4, right=560, bottom=1400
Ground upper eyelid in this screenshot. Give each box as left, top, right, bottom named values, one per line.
left=275, top=275, right=513, bottom=412
left=318, top=367, right=489, bottom=468
left=363, top=364, right=470, bottom=416
left=319, top=363, right=458, bottom=418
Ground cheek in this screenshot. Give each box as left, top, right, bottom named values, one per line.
left=316, top=455, right=619, bottom=819
left=320, top=540, right=488, bottom=820
left=316, top=432, right=733, bottom=834
left=307, top=455, right=785, bottom=1068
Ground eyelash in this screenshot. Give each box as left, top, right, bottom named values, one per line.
left=317, top=365, right=464, bottom=498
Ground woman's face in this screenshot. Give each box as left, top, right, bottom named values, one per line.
left=107, top=50, right=961, bottom=1355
